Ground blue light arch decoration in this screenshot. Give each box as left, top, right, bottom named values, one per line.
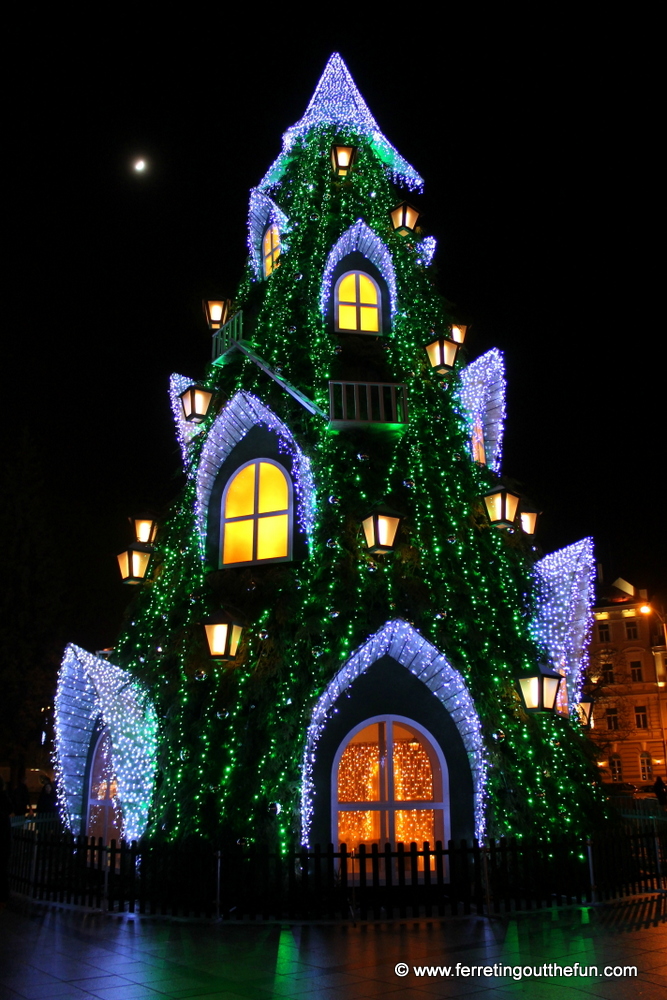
left=301, top=619, right=487, bottom=847
left=195, top=391, right=316, bottom=560
left=320, top=219, right=398, bottom=321
left=247, top=189, right=290, bottom=280
left=53, top=644, right=158, bottom=842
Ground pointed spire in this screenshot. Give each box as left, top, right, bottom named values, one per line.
left=258, top=53, right=423, bottom=192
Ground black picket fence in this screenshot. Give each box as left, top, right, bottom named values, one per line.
left=9, top=825, right=667, bottom=920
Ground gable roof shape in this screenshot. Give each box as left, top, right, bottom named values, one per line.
left=258, top=53, right=423, bottom=192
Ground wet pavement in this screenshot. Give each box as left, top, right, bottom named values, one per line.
left=1, top=895, right=667, bottom=1000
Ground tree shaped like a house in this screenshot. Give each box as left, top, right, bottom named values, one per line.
left=54, top=54, right=602, bottom=849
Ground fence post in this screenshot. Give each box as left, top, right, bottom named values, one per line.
left=480, top=842, right=493, bottom=915
left=586, top=838, right=597, bottom=904
left=653, top=829, right=663, bottom=893
left=215, top=849, right=221, bottom=919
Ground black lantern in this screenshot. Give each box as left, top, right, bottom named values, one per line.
left=331, top=144, right=357, bottom=177
left=450, top=323, right=468, bottom=344
left=361, top=504, right=402, bottom=554
left=424, top=334, right=459, bottom=374
left=179, top=385, right=214, bottom=424
left=390, top=201, right=420, bottom=235
left=203, top=610, right=245, bottom=661
left=129, top=515, right=158, bottom=545
left=117, top=544, right=152, bottom=584
left=516, top=662, right=564, bottom=714
left=483, top=486, right=520, bottom=528
left=202, top=299, right=230, bottom=330
left=576, top=699, right=593, bottom=726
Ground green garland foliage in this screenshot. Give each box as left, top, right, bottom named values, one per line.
left=113, top=123, right=607, bottom=847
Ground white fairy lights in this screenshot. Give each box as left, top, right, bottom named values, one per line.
left=53, top=644, right=158, bottom=842
left=320, top=218, right=398, bottom=318
left=458, top=349, right=506, bottom=473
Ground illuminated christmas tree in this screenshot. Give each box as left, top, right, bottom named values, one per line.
left=54, top=54, right=604, bottom=849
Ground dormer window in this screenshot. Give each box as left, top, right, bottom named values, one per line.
left=263, top=225, right=281, bottom=277
left=221, top=459, right=292, bottom=566
left=335, top=271, right=381, bottom=333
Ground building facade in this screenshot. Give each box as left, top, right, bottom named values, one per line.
left=587, top=579, right=667, bottom=788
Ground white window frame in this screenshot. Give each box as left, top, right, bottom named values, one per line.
left=331, top=714, right=450, bottom=850
left=220, top=458, right=293, bottom=568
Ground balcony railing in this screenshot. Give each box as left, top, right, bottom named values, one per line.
left=212, top=311, right=244, bottom=362
left=329, top=381, right=408, bottom=429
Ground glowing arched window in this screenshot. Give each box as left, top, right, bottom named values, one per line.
left=335, top=271, right=381, bottom=333
left=263, top=224, right=281, bottom=277
left=471, top=416, right=486, bottom=464
left=221, top=459, right=292, bottom=566
left=86, top=727, right=122, bottom=844
left=334, top=716, right=448, bottom=858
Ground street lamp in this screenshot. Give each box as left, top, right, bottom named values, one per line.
left=483, top=486, right=520, bottom=529
left=331, top=144, right=357, bottom=177
left=179, top=385, right=214, bottom=424
left=203, top=610, right=245, bottom=661
left=202, top=300, right=230, bottom=330
left=117, top=544, right=152, bottom=584
left=424, top=334, right=459, bottom=375
left=361, top=504, right=402, bottom=554
left=390, top=201, right=420, bottom=235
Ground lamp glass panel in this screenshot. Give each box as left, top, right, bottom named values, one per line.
left=543, top=676, right=560, bottom=710
left=257, top=514, right=289, bottom=560
left=223, top=519, right=254, bottom=564
left=338, top=273, right=356, bottom=300
left=338, top=723, right=381, bottom=802
left=484, top=492, right=503, bottom=523
left=257, top=462, right=288, bottom=513
left=377, top=515, right=399, bottom=548
left=505, top=492, right=520, bottom=523
left=194, top=390, right=212, bottom=418
left=209, top=302, right=224, bottom=323
left=362, top=515, right=375, bottom=549
left=229, top=624, right=243, bottom=657
left=134, top=519, right=154, bottom=543
left=180, top=391, right=193, bottom=419
left=451, top=324, right=466, bottom=343
left=520, top=676, right=540, bottom=710
left=225, top=464, right=255, bottom=519
left=393, top=725, right=433, bottom=801
left=131, top=550, right=150, bottom=579
left=441, top=339, right=457, bottom=368
left=390, top=205, right=404, bottom=230
left=117, top=551, right=129, bottom=579
left=205, top=622, right=229, bottom=657
left=404, top=205, right=419, bottom=230
left=425, top=340, right=441, bottom=368
left=521, top=511, right=538, bottom=534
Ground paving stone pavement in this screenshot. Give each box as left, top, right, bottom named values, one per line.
left=1, top=896, right=667, bottom=1000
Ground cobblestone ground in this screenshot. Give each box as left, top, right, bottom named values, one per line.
left=1, top=896, right=667, bottom=1000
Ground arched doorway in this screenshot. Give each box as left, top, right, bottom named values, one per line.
left=333, top=715, right=449, bottom=851
left=85, top=727, right=122, bottom=843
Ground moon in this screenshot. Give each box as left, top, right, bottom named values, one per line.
left=133, top=159, right=146, bottom=172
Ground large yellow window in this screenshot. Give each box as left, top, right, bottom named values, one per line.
left=263, top=224, right=281, bottom=277
left=335, top=271, right=380, bottom=333
left=221, top=460, right=291, bottom=566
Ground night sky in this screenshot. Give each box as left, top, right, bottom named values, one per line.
left=8, top=22, right=664, bottom=653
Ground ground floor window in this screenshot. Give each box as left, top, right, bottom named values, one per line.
left=333, top=716, right=448, bottom=853
left=639, top=752, right=653, bottom=783
left=86, top=728, right=122, bottom=843
left=609, top=754, right=622, bottom=782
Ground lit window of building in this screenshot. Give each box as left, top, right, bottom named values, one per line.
left=334, top=271, right=381, bottom=333
left=639, top=752, right=653, bottom=782
left=263, top=224, right=281, bottom=277
left=609, top=754, right=622, bottom=782
left=221, top=460, right=292, bottom=566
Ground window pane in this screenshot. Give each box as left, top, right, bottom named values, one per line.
left=395, top=809, right=435, bottom=846
left=225, top=464, right=255, bottom=518
left=223, top=519, right=254, bottom=564
left=338, top=724, right=381, bottom=802
left=393, top=729, right=434, bottom=801
left=360, top=306, right=379, bottom=332
left=258, top=462, right=288, bottom=513
left=338, top=273, right=356, bottom=302
left=358, top=273, right=378, bottom=304
left=338, top=810, right=382, bottom=848
left=338, top=303, right=358, bottom=330
left=257, top=514, right=288, bottom=560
